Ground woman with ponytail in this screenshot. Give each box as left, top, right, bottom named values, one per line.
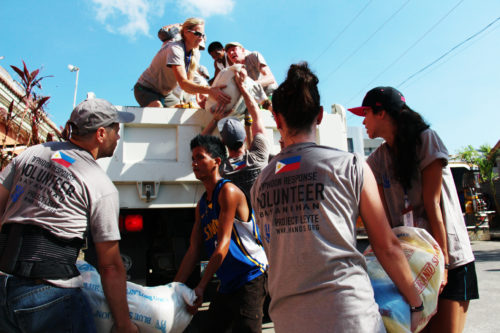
left=134, top=17, right=230, bottom=108
left=349, top=86, right=478, bottom=332
left=251, top=64, right=422, bottom=333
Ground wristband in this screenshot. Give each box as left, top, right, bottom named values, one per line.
left=410, top=302, right=424, bottom=313
left=244, top=115, right=253, bottom=127
left=445, top=264, right=450, bottom=269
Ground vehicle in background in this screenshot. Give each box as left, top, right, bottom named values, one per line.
left=86, top=104, right=348, bottom=286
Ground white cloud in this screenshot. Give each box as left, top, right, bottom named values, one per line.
left=90, top=0, right=234, bottom=39
left=90, top=0, right=167, bottom=39
left=178, top=0, right=235, bottom=17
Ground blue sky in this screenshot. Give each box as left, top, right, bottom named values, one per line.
left=2, top=0, right=499, bottom=154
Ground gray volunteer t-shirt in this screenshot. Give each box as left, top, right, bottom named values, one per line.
left=138, top=40, right=200, bottom=95
left=251, top=142, right=384, bottom=333
left=367, top=128, right=474, bottom=269
left=244, top=51, right=278, bottom=96
left=222, top=133, right=269, bottom=197
left=0, top=141, right=120, bottom=243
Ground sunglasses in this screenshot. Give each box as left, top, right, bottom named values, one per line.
left=188, top=30, right=205, bottom=38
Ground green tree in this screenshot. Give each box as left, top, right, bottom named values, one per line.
left=457, top=144, right=500, bottom=217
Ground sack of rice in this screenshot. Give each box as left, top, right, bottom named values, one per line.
left=364, top=226, right=444, bottom=332
left=205, top=64, right=267, bottom=119
left=77, top=261, right=196, bottom=333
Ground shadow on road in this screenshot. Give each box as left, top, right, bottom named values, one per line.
left=473, top=249, right=500, bottom=262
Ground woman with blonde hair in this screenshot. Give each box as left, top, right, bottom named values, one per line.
left=134, top=17, right=229, bottom=108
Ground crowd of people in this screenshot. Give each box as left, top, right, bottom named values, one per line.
left=134, top=17, right=277, bottom=112
left=0, top=16, right=478, bottom=333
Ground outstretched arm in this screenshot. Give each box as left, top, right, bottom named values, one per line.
left=95, top=241, right=138, bottom=333
left=234, top=68, right=265, bottom=136
left=172, top=65, right=230, bottom=105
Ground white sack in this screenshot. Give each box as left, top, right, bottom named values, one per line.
left=205, top=64, right=267, bottom=119
left=77, top=261, right=196, bottom=333
left=364, top=226, right=444, bottom=333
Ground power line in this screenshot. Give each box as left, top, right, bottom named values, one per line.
left=321, top=0, right=412, bottom=84
left=312, top=0, right=373, bottom=65
left=346, top=15, right=500, bottom=122
left=346, top=0, right=465, bottom=105
left=398, top=16, right=500, bottom=87
left=400, top=20, right=500, bottom=89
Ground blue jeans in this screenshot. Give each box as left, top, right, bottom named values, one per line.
left=0, top=275, right=96, bottom=333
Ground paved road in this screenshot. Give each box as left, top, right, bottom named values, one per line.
left=189, top=239, right=499, bottom=332
left=263, top=239, right=500, bottom=333
left=463, top=239, right=500, bottom=332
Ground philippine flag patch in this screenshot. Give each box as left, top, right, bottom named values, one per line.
left=51, top=151, right=75, bottom=168
left=232, top=160, right=247, bottom=171
left=275, top=155, right=301, bottom=174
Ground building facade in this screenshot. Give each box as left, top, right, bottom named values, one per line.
left=0, top=64, right=61, bottom=164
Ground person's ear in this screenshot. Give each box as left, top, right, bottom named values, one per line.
left=317, top=107, right=324, bottom=125
left=272, top=111, right=282, bottom=129
left=96, top=127, right=107, bottom=144
left=377, top=109, right=387, bottom=119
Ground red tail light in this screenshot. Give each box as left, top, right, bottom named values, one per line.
left=124, top=214, right=143, bottom=232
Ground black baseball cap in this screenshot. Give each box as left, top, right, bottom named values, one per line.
left=348, top=86, right=406, bottom=116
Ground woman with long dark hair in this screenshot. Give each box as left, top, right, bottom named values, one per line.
left=251, top=63, right=422, bottom=333
left=349, top=86, right=478, bottom=332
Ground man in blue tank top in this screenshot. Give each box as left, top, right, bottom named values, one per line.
left=174, top=134, right=268, bottom=333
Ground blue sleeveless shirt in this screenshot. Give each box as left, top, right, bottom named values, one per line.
left=199, top=179, right=268, bottom=293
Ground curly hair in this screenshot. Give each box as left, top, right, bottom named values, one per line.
left=272, top=62, right=321, bottom=135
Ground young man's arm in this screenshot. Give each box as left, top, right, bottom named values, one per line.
left=174, top=203, right=203, bottom=283
left=95, top=241, right=138, bottom=333
left=173, top=203, right=203, bottom=313
left=191, top=183, right=242, bottom=309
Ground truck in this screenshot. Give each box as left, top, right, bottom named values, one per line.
left=92, top=104, right=348, bottom=287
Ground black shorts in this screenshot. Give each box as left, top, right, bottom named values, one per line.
left=202, top=273, right=267, bottom=333
left=440, top=261, right=479, bottom=301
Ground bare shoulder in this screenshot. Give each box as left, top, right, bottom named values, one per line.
left=219, top=182, right=245, bottom=202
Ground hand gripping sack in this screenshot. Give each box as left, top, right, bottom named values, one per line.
left=364, top=227, right=444, bottom=333
left=205, top=64, right=267, bottom=119
left=77, top=261, right=196, bottom=333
